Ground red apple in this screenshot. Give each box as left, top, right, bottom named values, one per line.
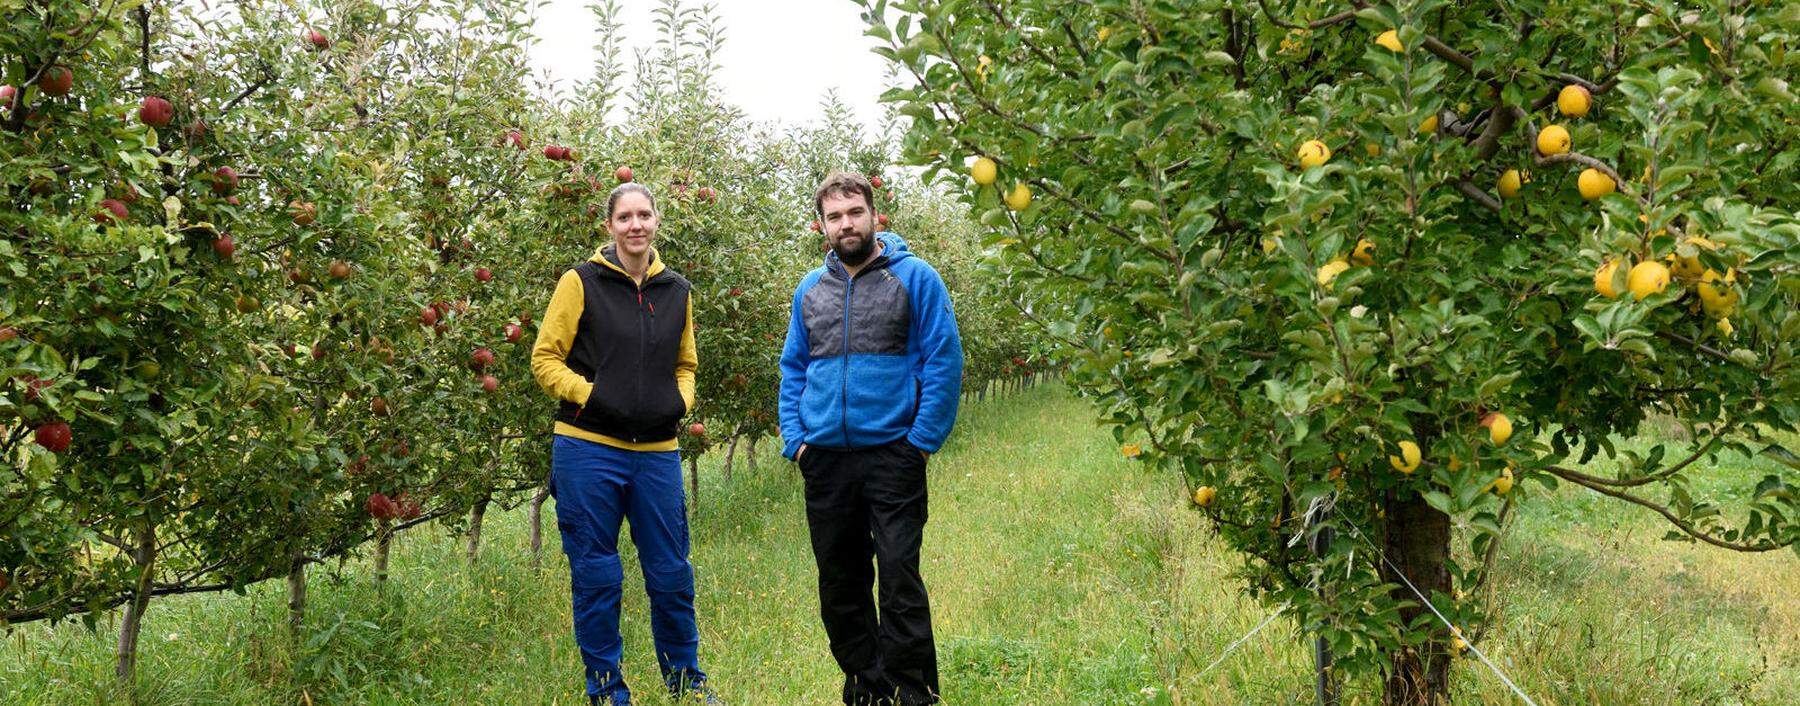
left=0, top=326, right=17, bottom=343
left=809, top=220, right=821, bottom=232
left=34, top=421, right=72, bottom=453
left=38, top=66, right=73, bottom=97
left=469, top=348, right=495, bottom=371
left=138, top=96, right=174, bottom=127
left=474, top=267, right=493, bottom=283
left=479, top=374, right=499, bottom=393
left=212, top=166, right=238, bottom=194
left=282, top=342, right=298, bottom=358
left=396, top=493, right=422, bottom=521
left=877, top=214, right=889, bottom=227
left=419, top=306, right=439, bottom=326
left=696, top=187, right=716, bottom=202
left=305, top=30, right=330, bottom=51
left=0, top=85, right=15, bottom=109
left=211, top=234, right=235, bottom=259
left=370, top=396, right=391, bottom=416
left=311, top=342, right=328, bottom=360
left=95, top=199, right=129, bottom=225
left=182, top=118, right=209, bottom=141
left=615, top=165, right=633, bottom=183
left=289, top=200, right=317, bottom=225
left=365, top=493, right=399, bottom=521
left=543, top=145, right=563, bottom=160
left=226, top=196, right=241, bottom=206
left=688, top=422, right=705, bottom=437
left=870, top=175, right=884, bottom=188
left=503, top=323, right=523, bottom=343
left=328, top=260, right=352, bottom=279
left=505, top=129, right=526, bottom=150
left=730, top=287, right=743, bottom=297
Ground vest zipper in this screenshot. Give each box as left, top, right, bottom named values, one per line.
left=633, top=281, right=649, bottom=442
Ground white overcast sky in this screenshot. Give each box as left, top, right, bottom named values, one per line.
left=526, top=0, right=891, bottom=130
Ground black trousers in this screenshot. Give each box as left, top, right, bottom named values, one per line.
left=798, top=439, right=939, bottom=706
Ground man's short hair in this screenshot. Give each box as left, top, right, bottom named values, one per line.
left=813, top=172, right=875, bottom=218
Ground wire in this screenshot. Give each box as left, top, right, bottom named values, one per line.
left=1329, top=503, right=1542, bottom=706
left=1194, top=601, right=1291, bottom=679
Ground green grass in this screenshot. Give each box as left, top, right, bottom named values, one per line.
left=1, top=385, right=1794, bottom=704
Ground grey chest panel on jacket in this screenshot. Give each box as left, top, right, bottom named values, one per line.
left=802, top=267, right=912, bottom=358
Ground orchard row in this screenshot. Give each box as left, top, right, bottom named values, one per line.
left=0, top=0, right=1043, bottom=682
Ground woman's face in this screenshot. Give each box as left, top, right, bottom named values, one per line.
left=608, top=191, right=658, bottom=259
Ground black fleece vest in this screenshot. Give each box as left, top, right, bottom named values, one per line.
left=555, top=260, right=692, bottom=443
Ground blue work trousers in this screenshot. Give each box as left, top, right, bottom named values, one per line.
left=552, top=435, right=707, bottom=704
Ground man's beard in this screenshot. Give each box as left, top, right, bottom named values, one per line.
left=833, top=228, right=877, bottom=267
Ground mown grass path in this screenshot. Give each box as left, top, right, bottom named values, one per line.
left=3, top=385, right=1794, bottom=704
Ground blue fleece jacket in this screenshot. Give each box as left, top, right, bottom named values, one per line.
left=779, top=233, right=964, bottom=459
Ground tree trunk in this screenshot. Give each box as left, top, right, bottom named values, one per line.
left=1381, top=491, right=1453, bottom=705
left=287, top=553, right=307, bottom=637
left=688, top=454, right=700, bottom=510
left=723, top=435, right=739, bottom=483
left=465, top=491, right=491, bottom=564
left=374, top=524, right=392, bottom=590
left=115, top=524, right=158, bottom=684
left=746, top=435, right=759, bottom=472
left=528, top=479, right=552, bottom=573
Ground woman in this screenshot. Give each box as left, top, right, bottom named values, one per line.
left=531, top=183, right=721, bottom=706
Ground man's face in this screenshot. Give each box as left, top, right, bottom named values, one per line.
left=819, top=190, right=878, bottom=266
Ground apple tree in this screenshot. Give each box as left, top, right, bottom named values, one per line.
left=1, top=0, right=548, bottom=681
left=861, top=0, right=1798, bottom=701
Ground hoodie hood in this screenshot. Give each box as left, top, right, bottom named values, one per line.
left=824, top=231, right=912, bottom=275
left=591, top=243, right=666, bottom=280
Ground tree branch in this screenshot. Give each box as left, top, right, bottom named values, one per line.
left=1544, top=440, right=1717, bottom=488
left=1455, top=180, right=1502, bottom=212
left=1254, top=0, right=1363, bottom=31
left=1543, top=466, right=1787, bottom=552
left=1027, top=177, right=1180, bottom=265
left=220, top=63, right=277, bottom=116
left=1420, top=36, right=1475, bottom=74
left=1656, top=330, right=1746, bottom=367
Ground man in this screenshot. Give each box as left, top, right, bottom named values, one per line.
left=779, top=172, right=964, bottom=706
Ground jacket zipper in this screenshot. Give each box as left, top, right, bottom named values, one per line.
left=840, top=267, right=853, bottom=449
